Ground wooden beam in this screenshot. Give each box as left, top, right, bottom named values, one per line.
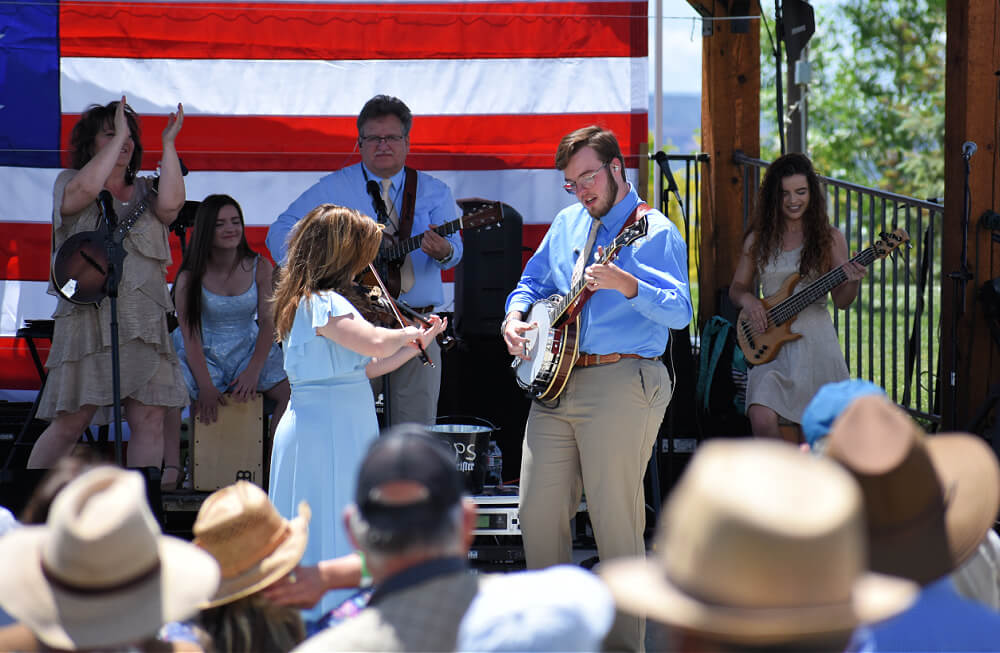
left=692, top=2, right=760, bottom=326
left=942, top=0, right=1000, bottom=430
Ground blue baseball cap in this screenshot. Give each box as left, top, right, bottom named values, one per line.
left=801, top=380, right=887, bottom=448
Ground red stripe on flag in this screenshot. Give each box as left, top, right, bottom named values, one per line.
left=60, top=113, right=648, bottom=172
left=60, top=1, right=646, bottom=60
left=0, top=337, right=49, bottom=391
left=6, top=223, right=552, bottom=283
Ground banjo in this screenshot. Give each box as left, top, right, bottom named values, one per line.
left=513, top=213, right=650, bottom=401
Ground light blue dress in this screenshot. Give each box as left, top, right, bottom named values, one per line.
left=171, top=258, right=286, bottom=398
left=268, top=290, right=379, bottom=621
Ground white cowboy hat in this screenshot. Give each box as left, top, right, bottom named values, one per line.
left=600, top=439, right=917, bottom=645
left=193, top=481, right=310, bottom=608
left=0, top=466, right=220, bottom=650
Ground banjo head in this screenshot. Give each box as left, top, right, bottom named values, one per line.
left=515, top=300, right=555, bottom=390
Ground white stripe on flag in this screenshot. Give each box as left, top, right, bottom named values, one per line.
left=60, top=57, right=648, bottom=116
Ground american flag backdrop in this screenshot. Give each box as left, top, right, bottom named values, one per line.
left=0, top=0, right=648, bottom=390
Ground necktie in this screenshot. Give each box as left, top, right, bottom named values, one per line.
left=380, top=178, right=415, bottom=294
left=571, top=217, right=602, bottom=287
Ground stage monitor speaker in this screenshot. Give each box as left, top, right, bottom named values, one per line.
left=455, top=201, right=524, bottom=338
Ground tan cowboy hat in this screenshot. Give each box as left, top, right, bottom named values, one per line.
left=0, top=466, right=220, bottom=651
left=600, top=439, right=917, bottom=646
left=825, top=395, right=1000, bottom=586
left=193, top=481, right=310, bottom=608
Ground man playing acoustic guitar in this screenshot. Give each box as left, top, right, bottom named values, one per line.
left=501, top=126, right=692, bottom=652
left=267, top=95, right=461, bottom=427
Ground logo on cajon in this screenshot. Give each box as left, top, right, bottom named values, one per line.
left=235, top=470, right=255, bottom=483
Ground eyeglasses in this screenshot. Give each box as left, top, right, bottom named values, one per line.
left=563, top=163, right=608, bottom=194
left=359, top=134, right=406, bottom=147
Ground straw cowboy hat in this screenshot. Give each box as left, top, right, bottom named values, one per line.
left=825, top=395, right=1000, bottom=586
left=0, top=466, right=220, bottom=650
left=600, top=439, right=917, bottom=645
left=193, top=481, right=310, bottom=608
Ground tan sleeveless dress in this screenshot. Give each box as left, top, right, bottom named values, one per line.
left=37, top=170, right=187, bottom=423
left=745, top=245, right=849, bottom=423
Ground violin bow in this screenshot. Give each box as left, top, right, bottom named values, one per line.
left=366, top=263, right=434, bottom=367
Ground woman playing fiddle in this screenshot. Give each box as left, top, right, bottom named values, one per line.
left=30, top=97, right=188, bottom=469
left=268, top=203, right=444, bottom=623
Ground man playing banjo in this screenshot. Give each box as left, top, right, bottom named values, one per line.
left=501, top=126, right=692, bottom=652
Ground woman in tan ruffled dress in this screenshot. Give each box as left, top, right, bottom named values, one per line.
left=29, top=97, right=189, bottom=469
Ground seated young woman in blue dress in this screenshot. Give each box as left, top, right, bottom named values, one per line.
left=163, top=194, right=290, bottom=489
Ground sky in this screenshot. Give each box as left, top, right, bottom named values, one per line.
left=653, top=2, right=704, bottom=95
left=653, top=0, right=841, bottom=95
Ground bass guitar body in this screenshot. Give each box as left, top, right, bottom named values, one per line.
left=514, top=298, right=580, bottom=402
left=734, top=228, right=910, bottom=365
left=51, top=228, right=119, bottom=307
left=735, top=272, right=803, bottom=365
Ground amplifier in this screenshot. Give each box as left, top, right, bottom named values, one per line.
left=473, top=492, right=521, bottom=535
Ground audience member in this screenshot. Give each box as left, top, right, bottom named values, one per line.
left=800, top=378, right=886, bottom=454
left=180, top=481, right=307, bottom=652
left=293, top=424, right=479, bottom=652
left=825, top=395, right=1000, bottom=650
left=804, top=380, right=1000, bottom=613
left=600, top=439, right=917, bottom=652
left=456, top=565, right=615, bottom=652
left=0, top=466, right=219, bottom=651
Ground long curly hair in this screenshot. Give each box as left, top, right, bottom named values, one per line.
left=273, top=204, right=382, bottom=341
left=69, top=100, right=143, bottom=184
left=747, top=153, right=833, bottom=278
left=176, top=195, right=257, bottom=336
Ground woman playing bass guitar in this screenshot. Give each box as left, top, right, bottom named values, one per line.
left=729, top=153, right=867, bottom=442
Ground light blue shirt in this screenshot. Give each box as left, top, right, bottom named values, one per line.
left=266, top=163, right=463, bottom=308
left=505, top=185, right=692, bottom=357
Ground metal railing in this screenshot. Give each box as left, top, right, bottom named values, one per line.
left=735, top=153, right=942, bottom=426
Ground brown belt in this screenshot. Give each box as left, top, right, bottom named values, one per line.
left=408, top=305, right=435, bottom=315
left=574, top=353, right=658, bottom=368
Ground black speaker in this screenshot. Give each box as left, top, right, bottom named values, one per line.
left=455, top=201, right=524, bottom=338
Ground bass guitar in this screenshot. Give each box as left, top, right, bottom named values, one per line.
left=514, top=214, right=650, bottom=401
left=361, top=200, right=503, bottom=297
left=51, top=178, right=159, bottom=307
left=735, top=228, right=910, bottom=365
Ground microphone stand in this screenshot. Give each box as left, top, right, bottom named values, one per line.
left=98, top=191, right=127, bottom=465
left=947, top=146, right=975, bottom=429
left=364, top=177, right=394, bottom=427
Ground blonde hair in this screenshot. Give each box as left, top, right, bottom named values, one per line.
left=196, top=594, right=305, bottom=653
left=273, top=204, right=382, bottom=341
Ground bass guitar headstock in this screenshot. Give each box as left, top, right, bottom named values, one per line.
left=873, top=228, right=910, bottom=260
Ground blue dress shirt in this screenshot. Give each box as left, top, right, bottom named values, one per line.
left=266, top=163, right=463, bottom=308
left=505, top=185, right=692, bottom=358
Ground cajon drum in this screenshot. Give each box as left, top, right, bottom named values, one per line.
left=192, top=394, right=264, bottom=491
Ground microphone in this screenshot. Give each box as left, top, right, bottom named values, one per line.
left=366, top=179, right=389, bottom=223
left=962, top=141, right=977, bottom=160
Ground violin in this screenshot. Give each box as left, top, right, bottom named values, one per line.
left=354, top=281, right=455, bottom=351
left=365, top=263, right=434, bottom=367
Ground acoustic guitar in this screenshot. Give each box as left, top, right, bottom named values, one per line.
left=514, top=213, right=650, bottom=401
left=51, top=178, right=159, bottom=307
left=360, top=199, right=504, bottom=297
left=735, top=228, right=910, bottom=365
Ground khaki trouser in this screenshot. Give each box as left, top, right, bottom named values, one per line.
left=519, top=357, right=671, bottom=652
left=372, top=336, right=442, bottom=427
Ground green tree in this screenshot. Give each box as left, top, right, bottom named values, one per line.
left=760, top=0, right=945, bottom=199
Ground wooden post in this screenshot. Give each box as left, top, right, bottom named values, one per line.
left=691, top=3, right=760, bottom=326
left=942, top=0, right=1000, bottom=430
